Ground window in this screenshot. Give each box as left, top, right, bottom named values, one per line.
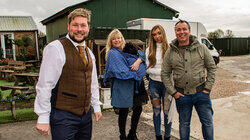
left=1, top=34, right=14, bottom=58
left=201, top=38, right=213, bottom=50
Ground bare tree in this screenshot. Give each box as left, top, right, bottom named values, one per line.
left=38, top=30, right=46, bottom=38
left=224, top=29, right=234, bottom=38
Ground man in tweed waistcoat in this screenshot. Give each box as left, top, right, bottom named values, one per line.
left=34, top=8, right=102, bottom=140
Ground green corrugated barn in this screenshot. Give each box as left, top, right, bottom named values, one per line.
left=41, top=0, right=179, bottom=42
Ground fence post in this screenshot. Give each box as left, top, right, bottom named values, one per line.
left=247, top=38, right=250, bottom=53
left=230, top=38, right=233, bottom=56
left=227, top=39, right=230, bottom=56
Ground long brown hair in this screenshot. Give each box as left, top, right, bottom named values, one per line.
left=147, top=25, right=170, bottom=68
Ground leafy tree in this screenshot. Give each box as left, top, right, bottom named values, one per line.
left=208, top=32, right=218, bottom=39
left=208, top=29, right=224, bottom=39
left=21, top=36, right=32, bottom=47
left=13, top=38, right=23, bottom=47
left=13, top=36, right=32, bottom=47
left=13, top=36, right=33, bottom=60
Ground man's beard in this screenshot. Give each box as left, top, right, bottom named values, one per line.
left=69, top=33, right=88, bottom=43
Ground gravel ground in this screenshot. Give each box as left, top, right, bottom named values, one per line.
left=0, top=55, right=249, bottom=140
left=210, top=55, right=250, bottom=99
left=210, top=67, right=250, bottom=99
left=143, top=55, right=250, bottom=113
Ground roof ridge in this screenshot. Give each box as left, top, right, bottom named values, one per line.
left=0, top=15, right=32, bottom=18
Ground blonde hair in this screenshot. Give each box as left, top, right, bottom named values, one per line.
left=105, top=29, right=126, bottom=60
left=147, top=25, right=170, bottom=68
left=68, top=8, right=91, bottom=24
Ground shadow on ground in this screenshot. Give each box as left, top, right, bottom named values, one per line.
left=0, top=110, right=178, bottom=140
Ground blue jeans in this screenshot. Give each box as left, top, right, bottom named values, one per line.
left=175, top=91, right=214, bottom=140
left=149, top=79, right=172, bottom=137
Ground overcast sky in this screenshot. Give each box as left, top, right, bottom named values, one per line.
left=0, top=0, right=250, bottom=37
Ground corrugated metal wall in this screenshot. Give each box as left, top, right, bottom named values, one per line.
left=46, top=0, right=175, bottom=42
left=58, top=27, right=150, bottom=43
left=46, top=17, right=68, bottom=43
left=210, top=38, right=250, bottom=56
left=89, top=27, right=149, bottom=41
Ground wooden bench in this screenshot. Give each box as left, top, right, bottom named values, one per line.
left=25, top=64, right=35, bottom=72
left=0, top=85, right=35, bottom=119
left=8, top=61, right=26, bottom=73
left=0, top=85, right=29, bottom=91
left=0, top=65, right=11, bottom=78
left=0, top=61, right=26, bottom=80
left=21, top=89, right=36, bottom=95
left=25, top=60, right=41, bottom=72
left=0, top=65, right=9, bottom=70
left=0, top=70, right=14, bottom=80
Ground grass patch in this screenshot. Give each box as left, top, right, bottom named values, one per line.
left=0, top=108, right=37, bottom=124
left=0, top=79, right=15, bottom=86
left=0, top=79, right=33, bottom=98
left=0, top=79, right=15, bottom=97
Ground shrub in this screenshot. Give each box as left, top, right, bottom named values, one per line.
left=0, top=93, right=35, bottom=103
left=0, top=58, right=14, bottom=65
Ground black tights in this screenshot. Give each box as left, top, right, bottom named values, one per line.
left=118, top=106, right=143, bottom=136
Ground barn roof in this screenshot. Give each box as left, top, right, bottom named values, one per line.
left=41, top=0, right=179, bottom=25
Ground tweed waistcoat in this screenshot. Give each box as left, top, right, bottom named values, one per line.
left=51, top=37, right=93, bottom=116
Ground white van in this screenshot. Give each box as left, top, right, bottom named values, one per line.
left=127, top=18, right=220, bottom=64
left=201, top=37, right=220, bottom=64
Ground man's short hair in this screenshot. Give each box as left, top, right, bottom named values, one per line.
left=68, top=8, right=91, bottom=25
left=175, top=20, right=191, bottom=30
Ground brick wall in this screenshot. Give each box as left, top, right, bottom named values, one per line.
left=14, top=31, right=37, bottom=58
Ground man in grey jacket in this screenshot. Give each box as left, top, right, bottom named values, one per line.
left=161, top=20, right=216, bottom=140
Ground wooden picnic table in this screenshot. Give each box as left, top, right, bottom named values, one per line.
left=25, top=60, right=41, bottom=64
left=0, top=70, right=14, bottom=80
left=0, top=61, right=27, bottom=81
left=25, top=60, right=41, bottom=67
left=8, top=61, right=26, bottom=72
left=14, top=73, right=39, bottom=86
left=14, top=72, right=39, bottom=77
left=0, top=72, right=39, bottom=119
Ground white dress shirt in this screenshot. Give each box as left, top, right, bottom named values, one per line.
left=146, top=43, right=163, bottom=82
left=34, top=34, right=101, bottom=124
